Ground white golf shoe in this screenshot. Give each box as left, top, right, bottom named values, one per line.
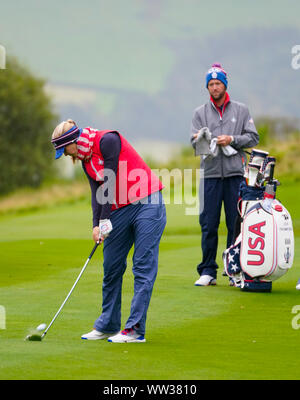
left=108, top=328, right=146, bottom=343
left=81, top=329, right=116, bottom=340
left=194, top=275, right=216, bottom=286
left=296, top=279, right=300, bottom=290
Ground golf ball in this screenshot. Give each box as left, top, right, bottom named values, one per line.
left=36, top=323, right=46, bottom=331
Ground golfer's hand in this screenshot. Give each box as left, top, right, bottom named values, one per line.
left=99, top=219, right=113, bottom=241
left=217, top=135, right=233, bottom=146
left=93, top=226, right=101, bottom=243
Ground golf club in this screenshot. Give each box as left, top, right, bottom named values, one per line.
left=25, top=241, right=100, bottom=341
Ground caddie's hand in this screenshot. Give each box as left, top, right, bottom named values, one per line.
left=217, top=135, right=233, bottom=146
left=192, top=128, right=205, bottom=141
left=92, top=226, right=101, bottom=243
left=99, top=219, right=113, bottom=240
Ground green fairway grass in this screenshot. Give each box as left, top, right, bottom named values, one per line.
left=0, top=183, right=300, bottom=380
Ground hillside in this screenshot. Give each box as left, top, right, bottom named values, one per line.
left=1, top=0, right=300, bottom=142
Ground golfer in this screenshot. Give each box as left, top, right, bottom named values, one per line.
left=51, top=120, right=166, bottom=343
left=191, top=63, right=259, bottom=286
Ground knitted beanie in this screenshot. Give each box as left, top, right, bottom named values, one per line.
left=206, top=63, right=228, bottom=88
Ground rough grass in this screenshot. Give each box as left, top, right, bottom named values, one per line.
left=0, top=180, right=89, bottom=216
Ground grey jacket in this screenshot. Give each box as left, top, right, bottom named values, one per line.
left=191, top=99, right=259, bottom=178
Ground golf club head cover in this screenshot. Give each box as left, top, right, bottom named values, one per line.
left=247, top=163, right=261, bottom=187
left=262, top=157, right=276, bottom=183
left=99, top=219, right=113, bottom=239
left=244, top=149, right=269, bottom=180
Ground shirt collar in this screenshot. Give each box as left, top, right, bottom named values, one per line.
left=210, top=92, right=230, bottom=117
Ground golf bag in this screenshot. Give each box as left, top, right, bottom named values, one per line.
left=223, top=149, right=294, bottom=292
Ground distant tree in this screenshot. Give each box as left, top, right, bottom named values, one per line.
left=0, top=57, right=58, bottom=195
left=255, top=116, right=300, bottom=145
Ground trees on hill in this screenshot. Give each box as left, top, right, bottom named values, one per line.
left=0, top=57, right=58, bottom=195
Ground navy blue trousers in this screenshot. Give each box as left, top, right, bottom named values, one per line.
left=197, top=176, right=243, bottom=279
left=94, top=191, right=166, bottom=336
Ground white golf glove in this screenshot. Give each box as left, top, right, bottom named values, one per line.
left=99, top=219, right=113, bottom=239
left=209, top=137, right=219, bottom=157
left=207, top=138, right=237, bottom=158
left=221, top=145, right=237, bottom=156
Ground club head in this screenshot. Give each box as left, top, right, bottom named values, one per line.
left=24, top=325, right=45, bottom=341
left=25, top=333, right=43, bottom=341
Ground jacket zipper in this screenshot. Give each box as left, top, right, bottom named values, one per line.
left=220, top=116, right=224, bottom=179
left=211, top=102, right=224, bottom=179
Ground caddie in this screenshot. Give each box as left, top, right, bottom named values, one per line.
left=191, top=63, right=259, bottom=286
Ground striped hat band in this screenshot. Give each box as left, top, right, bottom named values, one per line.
left=51, top=126, right=81, bottom=149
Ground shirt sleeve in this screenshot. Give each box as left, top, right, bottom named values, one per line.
left=190, top=108, right=203, bottom=149
left=82, top=132, right=121, bottom=227
left=99, top=132, right=121, bottom=220
left=82, top=163, right=102, bottom=228
left=232, top=107, right=259, bottom=149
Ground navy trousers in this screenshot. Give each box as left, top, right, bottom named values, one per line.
left=197, top=176, right=243, bottom=279
left=94, top=191, right=166, bottom=336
